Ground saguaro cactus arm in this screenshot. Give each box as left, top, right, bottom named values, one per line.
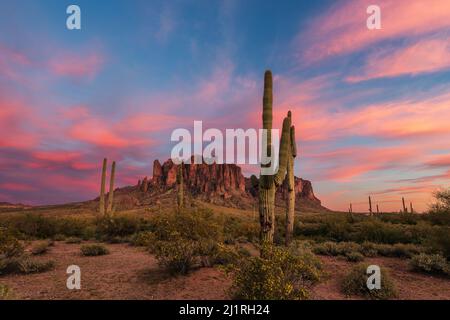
left=274, top=115, right=292, bottom=186
left=99, top=158, right=107, bottom=215
left=107, top=161, right=116, bottom=215
left=290, top=125, right=297, bottom=158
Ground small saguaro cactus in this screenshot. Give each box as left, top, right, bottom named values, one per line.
left=285, top=113, right=297, bottom=247
left=376, top=204, right=379, bottom=214
left=99, top=158, right=107, bottom=215
left=107, top=161, right=116, bottom=215
left=402, top=197, right=407, bottom=213
left=410, top=202, right=414, bottom=214
left=349, top=203, right=353, bottom=213
left=176, top=163, right=184, bottom=210
left=259, top=70, right=292, bottom=245
left=368, top=196, right=372, bottom=215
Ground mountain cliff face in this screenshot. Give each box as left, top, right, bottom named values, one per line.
left=131, top=158, right=322, bottom=210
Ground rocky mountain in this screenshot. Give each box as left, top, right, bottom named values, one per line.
left=117, top=158, right=324, bottom=211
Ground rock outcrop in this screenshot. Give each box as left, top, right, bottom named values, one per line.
left=144, top=158, right=321, bottom=209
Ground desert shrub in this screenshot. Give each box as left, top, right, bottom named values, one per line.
left=0, top=284, right=14, bottom=300
left=410, top=253, right=449, bottom=276
left=151, top=239, right=201, bottom=275
left=360, top=242, right=378, bottom=257
left=131, top=231, right=156, bottom=247
left=18, top=259, right=55, bottom=274
left=312, top=241, right=340, bottom=256
left=149, top=209, right=225, bottom=275
left=31, top=241, right=51, bottom=255
left=374, top=243, right=423, bottom=258
left=424, top=227, right=450, bottom=261
left=0, top=256, right=54, bottom=275
left=65, top=237, right=82, bottom=244
left=10, top=214, right=58, bottom=238
left=313, top=241, right=361, bottom=257
left=230, top=245, right=321, bottom=300
left=52, top=234, right=66, bottom=241
left=152, top=209, right=222, bottom=242
left=210, top=244, right=247, bottom=266
left=0, top=228, right=24, bottom=258
left=346, top=252, right=365, bottom=262
left=341, top=263, right=397, bottom=299
left=80, top=244, right=109, bottom=256
left=95, top=215, right=143, bottom=239
left=0, top=214, right=94, bottom=239
left=222, top=216, right=258, bottom=243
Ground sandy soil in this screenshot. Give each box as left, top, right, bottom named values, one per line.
left=1, top=242, right=449, bottom=300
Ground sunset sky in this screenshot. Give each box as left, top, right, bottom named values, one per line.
left=1, top=0, right=450, bottom=212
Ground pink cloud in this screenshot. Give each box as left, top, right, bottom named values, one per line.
left=0, top=182, right=35, bottom=192
left=310, top=146, right=418, bottom=181
left=69, top=118, right=131, bottom=148
left=0, top=99, right=38, bottom=149
left=348, top=38, right=450, bottom=81
left=49, top=52, right=104, bottom=79
left=298, top=0, right=450, bottom=63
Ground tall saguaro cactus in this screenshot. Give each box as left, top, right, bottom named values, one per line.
left=107, top=161, right=116, bottom=215
left=259, top=70, right=291, bottom=244
left=285, top=114, right=297, bottom=246
left=410, top=202, right=414, bottom=214
left=99, top=158, right=107, bottom=215
left=368, top=196, right=372, bottom=215
left=402, top=197, right=407, bottom=213
left=177, top=163, right=184, bottom=210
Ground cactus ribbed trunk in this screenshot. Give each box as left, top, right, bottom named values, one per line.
left=285, top=155, right=295, bottom=246
left=258, top=70, right=292, bottom=248
left=259, top=187, right=275, bottom=243
left=177, top=164, right=184, bottom=210
left=107, top=161, right=116, bottom=215
left=99, top=158, right=107, bottom=215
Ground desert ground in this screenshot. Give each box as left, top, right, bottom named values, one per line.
left=1, top=240, right=449, bottom=300
left=1, top=198, right=449, bottom=300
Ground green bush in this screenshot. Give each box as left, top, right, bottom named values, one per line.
left=210, top=244, right=247, bottom=266
left=410, top=253, right=449, bottom=276
left=425, top=227, right=450, bottom=260
left=80, top=244, right=109, bottom=256
left=151, top=239, right=201, bottom=275
left=151, top=209, right=222, bottom=242
left=0, top=228, right=24, bottom=258
left=341, top=263, right=397, bottom=299
left=131, top=231, right=156, bottom=247
left=95, top=215, right=143, bottom=239
left=230, top=245, right=321, bottom=300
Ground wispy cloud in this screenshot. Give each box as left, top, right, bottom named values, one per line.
left=297, top=0, right=450, bottom=63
